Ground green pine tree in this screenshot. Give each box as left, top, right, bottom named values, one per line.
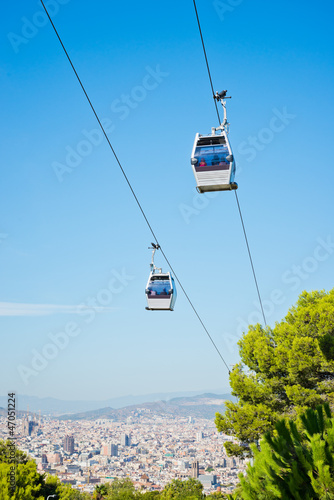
left=215, top=289, right=334, bottom=456
left=105, top=477, right=136, bottom=499
left=0, top=440, right=91, bottom=499
left=234, top=403, right=334, bottom=499
left=94, top=483, right=109, bottom=499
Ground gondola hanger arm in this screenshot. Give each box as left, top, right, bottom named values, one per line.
left=148, top=243, right=162, bottom=274
left=214, top=90, right=231, bottom=132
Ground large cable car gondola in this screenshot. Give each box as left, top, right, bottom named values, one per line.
left=191, top=90, right=238, bottom=193
left=145, top=243, right=177, bottom=311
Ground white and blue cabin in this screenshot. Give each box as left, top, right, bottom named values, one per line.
left=145, top=271, right=177, bottom=311
left=191, top=90, right=238, bottom=193
left=145, top=243, right=177, bottom=311
left=191, top=129, right=237, bottom=193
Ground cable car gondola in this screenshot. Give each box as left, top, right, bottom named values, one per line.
left=191, top=90, right=238, bottom=193
left=145, top=243, right=177, bottom=311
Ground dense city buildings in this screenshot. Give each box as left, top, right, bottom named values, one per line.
left=0, top=410, right=248, bottom=495
left=22, top=413, right=40, bottom=436
left=191, top=460, right=199, bottom=478
left=63, top=434, right=75, bottom=454
left=102, top=443, right=118, bottom=457
left=121, top=433, right=130, bottom=447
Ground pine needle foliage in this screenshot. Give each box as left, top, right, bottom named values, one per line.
left=215, top=290, right=334, bottom=457
left=234, top=403, right=334, bottom=500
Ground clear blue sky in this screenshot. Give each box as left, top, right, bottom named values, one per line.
left=1, top=0, right=333, bottom=402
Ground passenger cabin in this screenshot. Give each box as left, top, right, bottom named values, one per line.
left=191, top=130, right=237, bottom=193
left=145, top=272, right=176, bottom=311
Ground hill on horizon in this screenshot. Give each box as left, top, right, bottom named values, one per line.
left=58, top=393, right=235, bottom=421
left=0, top=388, right=231, bottom=415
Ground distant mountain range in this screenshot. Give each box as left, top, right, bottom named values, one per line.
left=58, top=393, right=235, bottom=421
left=0, top=408, right=26, bottom=418
left=0, top=388, right=231, bottom=415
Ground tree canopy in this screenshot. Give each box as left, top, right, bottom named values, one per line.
left=215, top=289, right=334, bottom=456
left=160, top=478, right=203, bottom=500
left=0, top=440, right=91, bottom=499
left=0, top=440, right=29, bottom=465
left=231, top=403, right=334, bottom=500
left=95, top=477, right=218, bottom=500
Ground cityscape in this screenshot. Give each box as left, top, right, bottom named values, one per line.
left=0, top=404, right=248, bottom=496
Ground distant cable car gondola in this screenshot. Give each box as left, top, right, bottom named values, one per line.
left=145, top=243, right=177, bottom=311
left=191, top=90, right=238, bottom=193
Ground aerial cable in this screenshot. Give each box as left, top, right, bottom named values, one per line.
left=40, top=0, right=231, bottom=374
left=234, top=192, right=267, bottom=326
left=192, top=0, right=221, bottom=124
left=192, top=0, right=267, bottom=327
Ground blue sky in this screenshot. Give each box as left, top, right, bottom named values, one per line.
left=1, top=0, right=333, bottom=402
